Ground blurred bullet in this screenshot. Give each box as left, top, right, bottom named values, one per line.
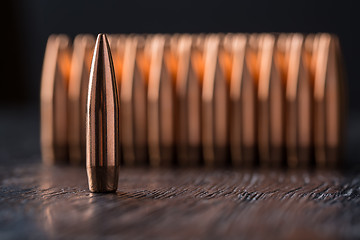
left=148, top=35, right=175, bottom=167
left=285, top=34, right=312, bottom=167
left=40, top=35, right=72, bottom=164
left=313, top=34, right=345, bottom=167
left=276, top=34, right=292, bottom=82
left=303, top=34, right=316, bottom=79
left=121, top=36, right=148, bottom=166
left=175, top=35, right=202, bottom=166
left=68, top=35, right=95, bottom=165
left=202, top=35, right=229, bottom=167
left=257, top=34, right=285, bottom=167
left=108, top=34, right=126, bottom=101
left=40, top=32, right=347, bottom=169
left=226, top=34, right=257, bottom=167
left=86, top=34, right=120, bottom=193
left=109, top=34, right=126, bottom=165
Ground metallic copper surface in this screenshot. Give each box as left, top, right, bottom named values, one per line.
left=121, top=36, right=148, bottom=166
left=313, top=34, right=345, bottom=167
left=276, top=33, right=292, bottom=83
left=86, top=34, right=120, bottom=192
left=285, top=34, right=312, bottom=167
left=40, top=33, right=347, bottom=169
left=40, top=34, right=72, bottom=164
left=202, top=35, right=229, bottom=167
left=227, top=34, right=257, bottom=167
left=257, top=34, right=285, bottom=167
left=147, top=35, right=175, bottom=167
left=175, top=35, right=202, bottom=166
left=68, top=35, right=95, bottom=165
left=304, top=34, right=316, bottom=80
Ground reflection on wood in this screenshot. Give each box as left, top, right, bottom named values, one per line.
left=0, top=163, right=359, bottom=239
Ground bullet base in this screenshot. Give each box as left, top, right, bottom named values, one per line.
left=86, top=166, right=120, bottom=193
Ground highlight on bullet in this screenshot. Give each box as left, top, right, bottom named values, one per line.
left=40, top=34, right=72, bottom=165
left=86, top=33, right=120, bottom=193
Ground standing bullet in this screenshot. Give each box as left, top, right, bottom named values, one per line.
left=41, top=35, right=72, bottom=164
left=86, top=34, right=120, bottom=192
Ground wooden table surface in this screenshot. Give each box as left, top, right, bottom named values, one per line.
left=1, top=106, right=360, bottom=240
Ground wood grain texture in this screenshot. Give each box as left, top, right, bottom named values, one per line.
left=1, top=107, right=360, bottom=240
left=0, top=164, right=360, bottom=240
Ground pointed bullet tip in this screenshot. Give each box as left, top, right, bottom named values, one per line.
left=95, top=34, right=111, bottom=48
left=96, top=33, right=108, bottom=40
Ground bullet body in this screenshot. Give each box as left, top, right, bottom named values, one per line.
left=68, top=35, right=95, bottom=165
left=202, top=35, right=229, bottom=167
left=313, top=34, right=345, bottom=167
left=147, top=36, right=175, bottom=167
left=285, top=34, right=312, bottom=167
left=86, top=34, right=120, bottom=192
left=227, top=34, right=257, bottom=167
left=175, top=35, right=202, bottom=166
left=257, top=35, right=285, bottom=167
left=40, top=35, right=72, bottom=164
left=121, top=36, right=148, bottom=166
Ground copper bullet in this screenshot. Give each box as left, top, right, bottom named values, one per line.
left=285, top=34, right=312, bottom=167
left=226, top=34, right=257, bottom=167
left=257, top=34, right=285, bottom=167
left=202, top=35, right=229, bottom=167
left=147, top=35, right=175, bottom=167
left=86, top=34, right=120, bottom=192
left=175, top=35, right=202, bottom=166
left=121, top=36, right=148, bottom=166
left=313, top=34, right=345, bottom=167
left=68, top=34, right=95, bottom=165
left=41, top=34, right=72, bottom=164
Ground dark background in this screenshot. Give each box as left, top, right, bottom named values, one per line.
left=1, top=0, right=359, bottom=164
left=1, top=0, right=359, bottom=108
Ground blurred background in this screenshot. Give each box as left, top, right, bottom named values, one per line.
left=0, top=0, right=359, bottom=165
